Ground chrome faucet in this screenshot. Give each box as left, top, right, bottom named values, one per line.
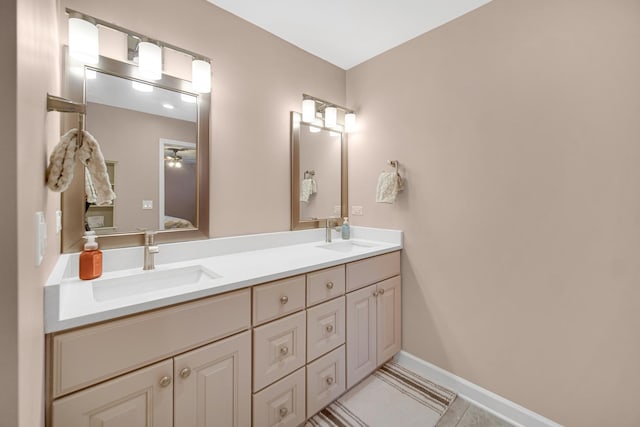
left=143, top=231, right=159, bottom=270
left=325, top=218, right=339, bottom=243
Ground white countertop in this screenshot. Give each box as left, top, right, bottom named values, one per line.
left=44, top=226, right=402, bottom=333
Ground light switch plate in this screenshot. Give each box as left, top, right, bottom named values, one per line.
left=142, top=200, right=153, bottom=210
left=333, top=205, right=341, bottom=215
left=35, top=212, right=46, bottom=266
left=351, top=206, right=363, bottom=216
left=55, top=210, right=62, bottom=233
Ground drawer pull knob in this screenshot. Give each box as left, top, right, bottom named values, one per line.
left=326, top=376, right=335, bottom=385
left=159, top=376, right=172, bottom=388
left=180, top=367, right=192, bottom=379
left=326, top=281, right=334, bottom=289
left=373, top=290, right=379, bottom=297
left=280, top=296, right=289, bottom=305
left=379, top=288, right=385, bottom=295
left=280, top=346, right=289, bottom=356
left=279, top=407, right=288, bottom=418
left=325, top=324, right=334, bottom=333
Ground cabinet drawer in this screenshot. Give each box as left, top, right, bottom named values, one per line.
left=307, top=296, right=345, bottom=362
left=253, top=311, right=306, bottom=392
left=253, top=367, right=306, bottom=427
left=253, top=275, right=305, bottom=326
left=52, top=359, right=173, bottom=427
left=306, top=345, right=346, bottom=418
left=306, top=265, right=345, bottom=307
left=346, top=251, right=400, bottom=292
left=52, top=288, right=250, bottom=398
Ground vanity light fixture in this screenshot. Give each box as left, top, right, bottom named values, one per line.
left=302, top=99, right=316, bottom=123
left=138, top=41, right=162, bottom=80
left=68, top=16, right=99, bottom=64
left=324, top=107, right=337, bottom=128
left=67, top=9, right=213, bottom=100
left=344, top=112, right=357, bottom=132
left=191, top=59, right=212, bottom=93
left=301, top=94, right=357, bottom=133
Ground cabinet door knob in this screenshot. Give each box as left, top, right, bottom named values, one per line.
left=179, top=367, right=192, bottom=379
left=325, top=324, right=334, bottom=333
left=280, top=295, right=289, bottom=305
left=379, top=288, right=385, bottom=295
left=280, top=346, right=289, bottom=356
left=372, top=290, right=379, bottom=297
left=326, top=376, right=335, bottom=385
left=279, top=407, right=288, bottom=418
left=326, top=281, right=334, bottom=290
left=159, top=376, right=172, bottom=388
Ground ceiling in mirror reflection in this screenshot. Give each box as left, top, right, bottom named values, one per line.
left=86, top=71, right=197, bottom=122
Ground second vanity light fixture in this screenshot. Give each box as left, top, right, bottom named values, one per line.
left=67, top=9, right=212, bottom=93
left=302, top=94, right=357, bottom=133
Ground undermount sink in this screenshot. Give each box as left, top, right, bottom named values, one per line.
left=92, top=265, right=221, bottom=302
left=317, top=240, right=377, bottom=253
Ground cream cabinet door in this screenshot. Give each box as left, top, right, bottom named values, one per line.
left=52, top=360, right=173, bottom=427
left=346, top=284, right=377, bottom=389
left=173, top=331, right=251, bottom=427
left=376, top=276, right=402, bottom=364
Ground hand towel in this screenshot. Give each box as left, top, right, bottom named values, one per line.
left=300, top=178, right=316, bottom=203
left=76, top=130, right=116, bottom=206
left=47, top=129, right=116, bottom=206
left=376, top=172, right=403, bottom=203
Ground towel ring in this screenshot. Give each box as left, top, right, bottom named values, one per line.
left=387, top=160, right=399, bottom=175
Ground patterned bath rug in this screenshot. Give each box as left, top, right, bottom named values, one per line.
left=306, top=361, right=456, bottom=427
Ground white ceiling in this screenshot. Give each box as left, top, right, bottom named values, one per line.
left=206, top=0, right=493, bottom=70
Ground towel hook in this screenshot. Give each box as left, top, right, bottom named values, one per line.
left=304, top=170, right=316, bottom=179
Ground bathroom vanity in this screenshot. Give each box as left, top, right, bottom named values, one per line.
left=44, top=227, right=402, bottom=427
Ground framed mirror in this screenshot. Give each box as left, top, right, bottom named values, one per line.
left=290, top=111, right=348, bottom=230
left=61, top=53, right=210, bottom=252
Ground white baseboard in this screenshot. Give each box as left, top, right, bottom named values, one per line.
left=394, top=351, right=563, bottom=427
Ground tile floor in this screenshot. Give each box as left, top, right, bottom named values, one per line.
left=436, top=397, right=516, bottom=427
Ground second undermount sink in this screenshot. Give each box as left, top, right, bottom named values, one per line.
left=92, top=265, right=221, bottom=302
left=317, top=240, right=377, bottom=253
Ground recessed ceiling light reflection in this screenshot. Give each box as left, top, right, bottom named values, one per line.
left=309, top=126, right=321, bottom=133
left=162, top=103, right=175, bottom=110
left=180, top=94, right=197, bottom=103
left=131, top=81, right=153, bottom=92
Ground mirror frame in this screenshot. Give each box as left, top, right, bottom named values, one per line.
left=290, top=111, right=348, bottom=230
left=61, top=53, right=210, bottom=252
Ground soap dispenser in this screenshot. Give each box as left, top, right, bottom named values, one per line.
left=79, top=231, right=102, bottom=280
left=341, top=217, right=351, bottom=240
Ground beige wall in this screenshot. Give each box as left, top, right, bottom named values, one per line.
left=86, top=102, right=196, bottom=232
left=14, top=0, right=61, bottom=426
left=346, top=0, right=640, bottom=426
left=61, top=0, right=346, bottom=237
left=0, top=1, right=18, bottom=425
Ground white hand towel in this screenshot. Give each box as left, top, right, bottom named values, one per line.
left=300, top=178, right=315, bottom=202
left=376, top=172, right=403, bottom=203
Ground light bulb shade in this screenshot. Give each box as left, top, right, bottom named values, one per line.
left=324, top=106, right=337, bottom=128
left=191, top=59, right=211, bottom=93
left=345, top=113, right=357, bottom=132
left=302, top=99, right=316, bottom=122
left=138, top=42, right=162, bottom=80
left=68, top=18, right=99, bottom=64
